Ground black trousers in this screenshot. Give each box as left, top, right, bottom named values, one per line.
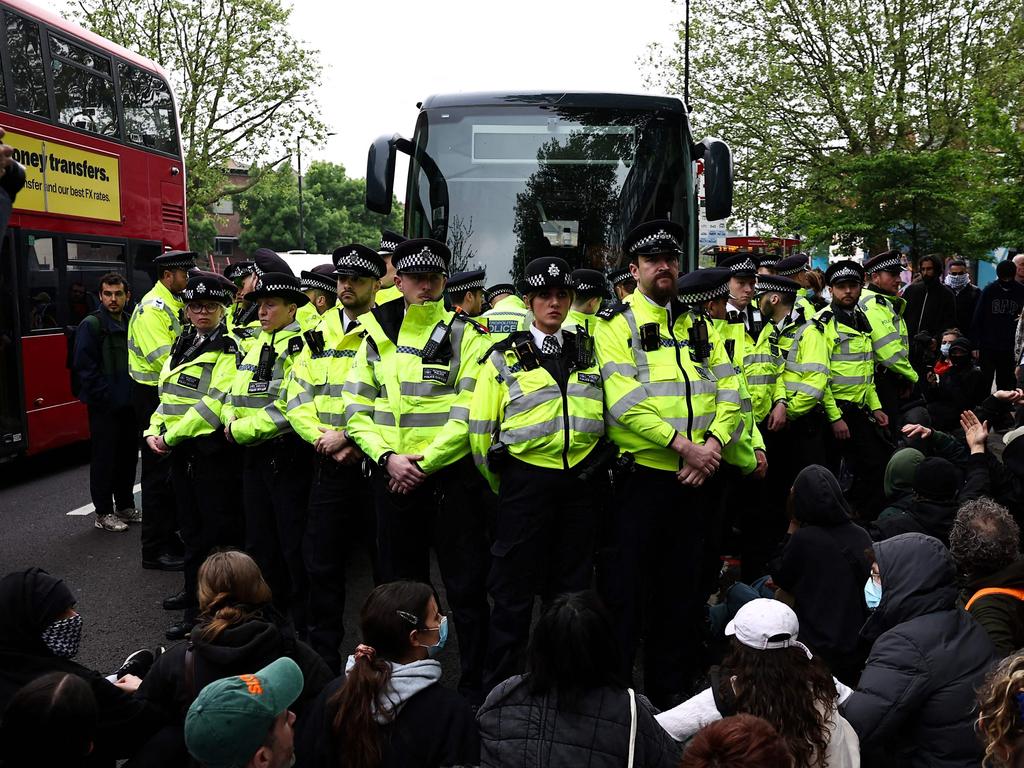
left=87, top=404, right=137, bottom=518
left=981, top=348, right=1017, bottom=392
left=599, top=464, right=706, bottom=709
left=303, top=455, right=376, bottom=673
left=829, top=402, right=893, bottom=521
left=374, top=457, right=492, bottom=702
left=243, top=434, right=313, bottom=634
left=133, top=384, right=179, bottom=559
left=171, top=436, right=243, bottom=622
left=483, top=458, right=599, bottom=693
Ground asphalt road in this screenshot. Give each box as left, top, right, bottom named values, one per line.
left=0, top=442, right=457, bottom=685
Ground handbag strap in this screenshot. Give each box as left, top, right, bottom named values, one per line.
left=627, top=687, right=637, bottom=768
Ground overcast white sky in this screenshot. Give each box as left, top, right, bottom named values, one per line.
left=42, top=0, right=685, bottom=179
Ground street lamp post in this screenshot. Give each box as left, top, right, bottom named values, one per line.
left=297, top=131, right=337, bottom=252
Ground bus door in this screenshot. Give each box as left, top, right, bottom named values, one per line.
left=0, top=228, right=26, bottom=460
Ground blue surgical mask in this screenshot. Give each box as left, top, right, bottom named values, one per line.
left=420, top=615, right=448, bottom=657
left=940, top=342, right=951, bottom=357
left=864, top=577, right=882, bottom=610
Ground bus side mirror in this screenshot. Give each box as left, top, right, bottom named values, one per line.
left=366, top=134, right=402, bottom=215
left=697, top=138, right=733, bottom=221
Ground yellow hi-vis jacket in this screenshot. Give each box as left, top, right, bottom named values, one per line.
left=795, top=289, right=817, bottom=322
left=342, top=299, right=490, bottom=475
left=561, top=308, right=597, bottom=335
left=285, top=307, right=365, bottom=444
left=144, top=326, right=238, bottom=445
left=468, top=328, right=604, bottom=492
left=781, top=318, right=832, bottom=420
left=816, top=306, right=883, bottom=421
left=483, top=295, right=530, bottom=341
left=859, top=286, right=918, bottom=384
left=296, top=302, right=326, bottom=332
left=127, top=281, right=183, bottom=386
left=593, top=296, right=742, bottom=472
left=228, top=302, right=261, bottom=356
left=375, top=285, right=402, bottom=305
left=712, top=316, right=765, bottom=474
left=223, top=320, right=304, bottom=445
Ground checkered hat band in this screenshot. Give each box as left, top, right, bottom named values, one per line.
left=758, top=257, right=779, bottom=266
left=575, top=282, right=599, bottom=292
left=335, top=253, right=383, bottom=278
left=256, top=282, right=297, bottom=293
left=254, top=263, right=266, bottom=277
left=525, top=274, right=569, bottom=288
left=756, top=279, right=798, bottom=294
left=629, top=230, right=681, bottom=254
left=484, top=286, right=515, bottom=302
left=380, top=237, right=401, bottom=253
left=301, top=275, right=336, bottom=293
left=394, top=248, right=448, bottom=273
left=680, top=283, right=730, bottom=303
left=830, top=267, right=862, bottom=282
left=609, top=273, right=633, bottom=285
left=867, top=256, right=902, bottom=273
left=184, top=287, right=232, bottom=302
left=777, top=266, right=803, bottom=276
left=159, top=257, right=194, bottom=270
left=729, top=258, right=757, bottom=273
left=225, top=263, right=255, bottom=278
left=447, top=277, right=485, bottom=293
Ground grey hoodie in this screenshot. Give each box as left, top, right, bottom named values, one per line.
left=343, top=656, right=442, bottom=724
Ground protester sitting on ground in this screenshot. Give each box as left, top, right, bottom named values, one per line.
left=477, top=591, right=680, bottom=768
left=977, top=651, right=1024, bottom=768
left=925, top=336, right=989, bottom=432
left=0, top=568, right=166, bottom=764
left=772, top=465, right=872, bottom=686
left=877, top=448, right=926, bottom=521
left=136, top=551, right=331, bottom=764
left=840, top=533, right=997, bottom=767
left=184, top=656, right=302, bottom=768
left=0, top=671, right=98, bottom=768
left=657, top=599, right=859, bottom=768
left=680, top=714, right=793, bottom=768
left=295, top=581, right=479, bottom=768
left=928, top=328, right=962, bottom=379
left=957, top=407, right=1024, bottom=522
left=949, top=498, right=1024, bottom=657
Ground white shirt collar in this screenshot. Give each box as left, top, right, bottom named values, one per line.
left=530, top=323, right=564, bottom=349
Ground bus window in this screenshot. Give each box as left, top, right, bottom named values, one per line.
left=66, top=240, right=125, bottom=323
left=6, top=13, right=49, bottom=117
left=119, top=64, right=178, bottom=155
left=25, top=236, right=58, bottom=330
left=50, top=34, right=117, bottom=137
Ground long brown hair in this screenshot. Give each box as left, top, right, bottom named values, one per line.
left=196, top=550, right=273, bottom=642
left=978, top=652, right=1024, bottom=767
left=327, top=581, right=434, bottom=768
left=721, top=640, right=837, bottom=768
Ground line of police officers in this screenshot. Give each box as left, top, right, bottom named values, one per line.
left=126, top=220, right=906, bottom=708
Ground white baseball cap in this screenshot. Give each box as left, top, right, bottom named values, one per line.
left=724, top=598, right=813, bottom=659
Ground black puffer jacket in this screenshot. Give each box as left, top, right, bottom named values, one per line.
left=477, top=675, right=681, bottom=768
left=841, top=533, right=997, bottom=767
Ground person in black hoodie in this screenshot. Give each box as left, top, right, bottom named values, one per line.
left=902, top=254, right=956, bottom=339
left=771, top=465, right=873, bottom=685
left=972, top=259, right=1024, bottom=391
left=0, top=671, right=98, bottom=768
left=135, top=550, right=331, bottom=766
left=949, top=498, right=1024, bottom=657
left=841, top=533, right=998, bottom=768
left=925, top=336, right=990, bottom=431
left=295, top=581, right=479, bottom=768
left=0, top=568, right=166, bottom=767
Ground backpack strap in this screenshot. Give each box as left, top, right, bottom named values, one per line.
left=966, top=587, right=1024, bottom=611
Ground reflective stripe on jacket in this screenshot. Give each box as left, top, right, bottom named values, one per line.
left=128, top=281, right=183, bottom=385
left=859, top=287, right=918, bottom=384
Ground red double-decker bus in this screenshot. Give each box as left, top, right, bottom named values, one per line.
left=0, top=0, right=185, bottom=461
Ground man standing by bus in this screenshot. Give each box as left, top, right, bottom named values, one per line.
left=73, top=272, right=137, bottom=533
left=128, top=250, right=195, bottom=571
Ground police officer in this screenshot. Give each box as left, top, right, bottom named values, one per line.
left=818, top=260, right=892, bottom=517
left=224, top=271, right=313, bottom=632
left=342, top=237, right=492, bottom=702
left=594, top=219, right=741, bottom=707
left=776, top=253, right=817, bottom=320
left=128, top=249, right=196, bottom=571
left=481, top=283, right=529, bottom=340
left=607, top=266, right=636, bottom=301
left=719, top=252, right=762, bottom=345
left=861, top=251, right=918, bottom=429
left=469, top=257, right=606, bottom=691
left=144, top=272, right=241, bottom=639
left=285, top=244, right=383, bottom=672
left=297, top=264, right=338, bottom=330
left=754, top=250, right=780, bottom=275
left=228, top=249, right=295, bottom=354
left=564, top=268, right=606, bottom=333
left=445, top=269, right=487, bottom=316
left=374, top=229, right=406, bottom=305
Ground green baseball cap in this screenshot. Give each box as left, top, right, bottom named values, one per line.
left=184, top=657, right=304, bottom=768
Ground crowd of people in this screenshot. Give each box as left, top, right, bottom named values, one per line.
left=6, top=219, right=1024, bottom=767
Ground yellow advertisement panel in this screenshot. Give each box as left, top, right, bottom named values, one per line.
left=6, top=130, right=121, bottom=223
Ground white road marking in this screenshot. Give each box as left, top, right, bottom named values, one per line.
left=67, top=483, right=142, bottom=516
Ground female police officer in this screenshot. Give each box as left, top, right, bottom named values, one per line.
left=468, top=256, right=606, bottom=693
left=144, top=272, right=241, bottom=639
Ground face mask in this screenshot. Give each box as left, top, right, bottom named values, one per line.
left=864, top=578, right=882, bottom=610
left=41, top=613, right=83, bottom=658
left=806, top=289, right=816, bottom=298
left=940, top=342, right=951, bottom=357
left=418, top=615, right=448, bottom=658
left=946, top=273, right=969, bottom=290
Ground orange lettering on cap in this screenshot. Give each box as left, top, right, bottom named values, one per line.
left=239, top=674, right=263, bottom=695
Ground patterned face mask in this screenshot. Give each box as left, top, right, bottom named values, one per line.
left=945, top=273, right=969, bottom=290
left=41, top=613, right=83, bottom=658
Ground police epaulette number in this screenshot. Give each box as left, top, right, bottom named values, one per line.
left=596, top=301, right=628, bottom=321
left=222, top=337, right=238, bottom=354
left=287, top=337, right=304, bottom=356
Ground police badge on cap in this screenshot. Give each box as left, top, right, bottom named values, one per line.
left=223, top=261, right=255, bottom=281
left=392, top=238, right=451, bottom=276
left=517, top=258, right=573, bottom=294
left=825, top=260, right=865, bottom=286
left=623, top=220, right=685, bottom=259
left=183, top=272, right=234, bottom=305
left=332, top=244, right=386, bottom=279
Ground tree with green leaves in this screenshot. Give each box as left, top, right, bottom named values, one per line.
left=72, top=0, right=325, bottom=247
left=646, top=0, right=1022, bottom=257
left=237, top=161, right=403, bottom=254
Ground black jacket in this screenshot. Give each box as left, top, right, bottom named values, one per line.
left=971, top=279, right=1024, bottom=352
left=841, top=533, right=997, bottom=767
left=925, top=363, right=990, bottom=432
left=902, top=279, right=956, bottom=338
left=72, top=307, right=132, bottom=409
left=476, top=676, right=681, bottom=768
left=951, top=284, right=981, bottom=331
left=295, top=676, right=480, bottom=768
left=773, top=466, right=873, bottom=670
left=960, top=558, right=1024, bottom=657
